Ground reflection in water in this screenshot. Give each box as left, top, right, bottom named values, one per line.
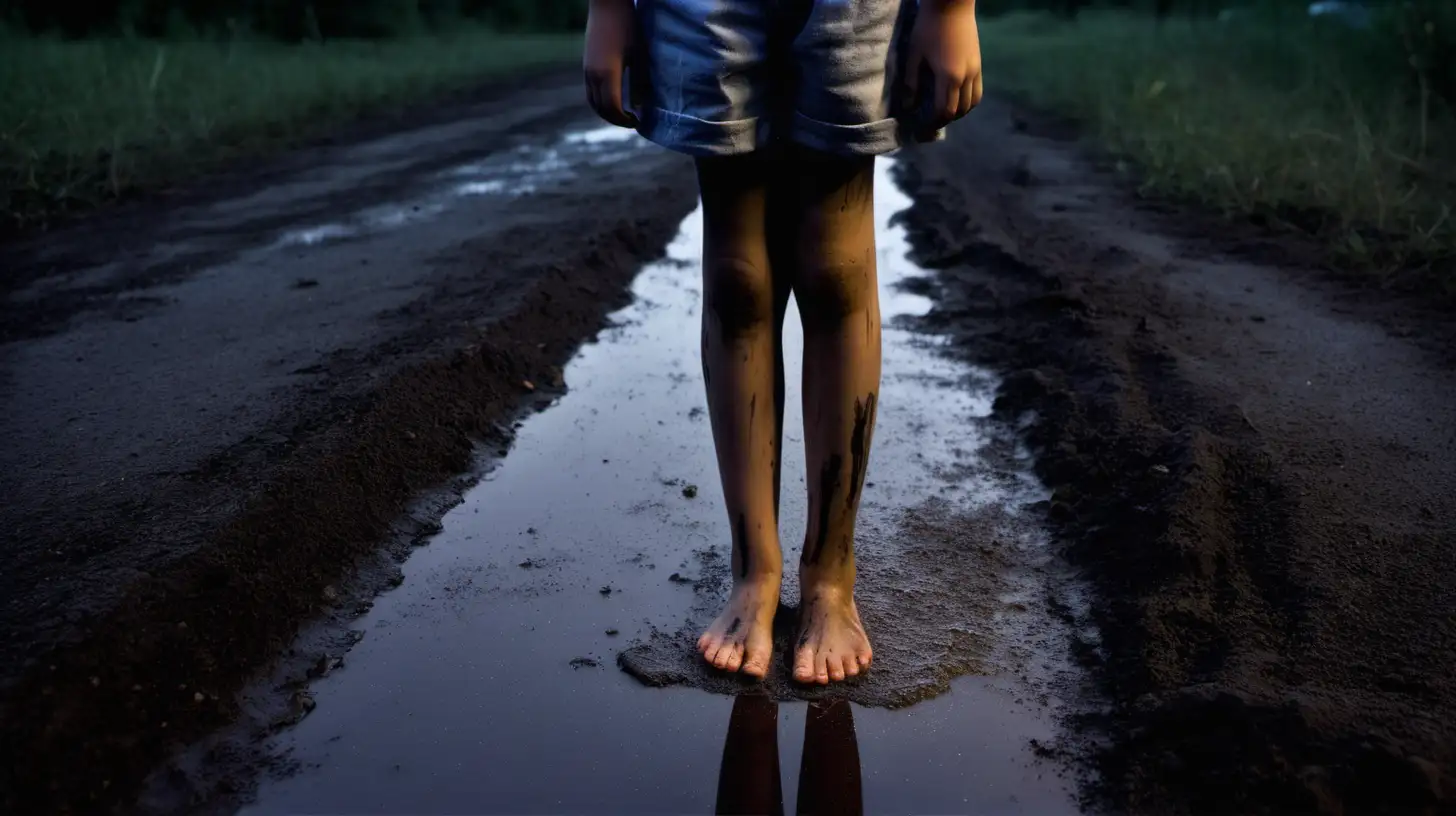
left=717, top=696, right=863, bottom=816
left=235, top=135, right=1084, bottom=815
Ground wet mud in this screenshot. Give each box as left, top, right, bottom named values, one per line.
left=617, top=159, right=1084, bottom=710
left=0, top=97, right=697, bottom=812
left=900, top=98, right=1456, bottom=814
left=619, top=499, right=1052, bottom=708
left=224, top=157, right=1082, bottom=814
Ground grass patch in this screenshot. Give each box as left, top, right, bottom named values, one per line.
left=0, top=29, right=581, bottom=234
left=981, top=10, right=1455, bottom=288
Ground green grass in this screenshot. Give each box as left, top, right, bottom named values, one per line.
left=981, top=11, right=1455, bottom=283
left=0, top=29, right=581, bottom=234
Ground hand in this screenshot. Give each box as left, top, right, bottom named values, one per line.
left=903, top=0, right=983, bottom=139
left=583, top=0, right=639, bottom=129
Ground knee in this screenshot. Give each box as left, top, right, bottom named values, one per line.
left=704, top=255, right=774, bottom=340
left=796, top=256, right=875, bottom=329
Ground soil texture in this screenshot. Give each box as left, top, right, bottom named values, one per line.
left=899, top=98, right=1456, bottom=815
left=0, top=76, right=697, bottom=813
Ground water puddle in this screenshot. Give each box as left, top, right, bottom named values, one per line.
left=272, top=126, right=650, bottom=249
left=235, top=145, right=1090, bottom=814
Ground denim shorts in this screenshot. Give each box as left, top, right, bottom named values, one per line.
left=632, top=0, right=936, bottom=157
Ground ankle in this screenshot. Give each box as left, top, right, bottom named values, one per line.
left=733, top=570, right=782, bottom=591
left=798, top=566, right=855, bottom=597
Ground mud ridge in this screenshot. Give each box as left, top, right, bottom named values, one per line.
left=619, top=498, right=1033, bottom=709
left=0, top=197, right=696, bottom=812
left=897, top=100, right=1455, bottom=815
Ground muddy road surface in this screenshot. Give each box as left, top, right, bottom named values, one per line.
left=2, top=70, right=1454, bottom=815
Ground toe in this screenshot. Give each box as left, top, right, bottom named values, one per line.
left=712, top=642, right=735, bottom=670
left=842, top=655, right=860, bottom=678
left=723, top=642, right=745, bottom=673
left=857, top=648, right=873, bottom=670
left=699, top=634, right=719, bottom=662
left=742, top=650, right=769, bottom=678
left=814, top=651, right=830, bottom=685
left=794, top=647, right=816, bottom=684
left=828, top=655, right=847, bottom=682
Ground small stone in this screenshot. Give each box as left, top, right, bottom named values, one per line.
left=600, top=586, right=613, bottom=596
left=194, top=692, right=205, bottom=703
left=90, top=676, right=100, bottom=688
left=682, top=484, right=698, bottom=499
left=322, top=585, right=339, bottom=602
left=606, top=629, right=619, bottom=636
left=522, top=380, right=536, bottom=392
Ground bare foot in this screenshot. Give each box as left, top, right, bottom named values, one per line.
left=793, top=584, right=872, bottom=685
left=698, top=574, right=780, bottom=678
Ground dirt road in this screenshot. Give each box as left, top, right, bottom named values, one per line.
left=1, top=72, right=1452, bottom=815
left=903, top=102, right=1456, bottom=813
left=0, top=71, right=699, bottom=812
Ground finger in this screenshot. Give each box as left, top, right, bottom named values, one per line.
left=958, top=74, right=976, bottom=119
left=600, top=67, right=640, bottom=128
left=934, top=69, right=960, bottom=130
left=972, top=70, right=984, bottom=109
left=594, top=68, right=640, bottom=128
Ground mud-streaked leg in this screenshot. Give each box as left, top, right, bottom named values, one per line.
left=787, top=150, right=879, bottom=685
left=695, top=155, right=787, bottom=678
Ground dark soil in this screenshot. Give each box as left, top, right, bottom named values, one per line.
left=0, top=79, right=698, bottom=812
left=620, top=498, right=1035, bottom=709
left=899, top=98, right=1456, bottom=814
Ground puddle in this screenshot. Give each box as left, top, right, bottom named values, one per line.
left=272, top=127, right=651, bottom=250
left=233, top=148, right=1089, bottom=814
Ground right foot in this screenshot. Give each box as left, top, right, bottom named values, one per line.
left=698, top=574, right=780, bottom=678
left=792, top=583, right=873, bottom=685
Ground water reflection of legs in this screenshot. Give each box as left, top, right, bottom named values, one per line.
left=714, top=696, right=863, bottom=816
left=796, top=700, right=863, bottom=816
left=715, top=695, right=784, bottom=816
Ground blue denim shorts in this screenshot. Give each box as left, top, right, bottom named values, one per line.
left=632, top=0, right=936, bottom=157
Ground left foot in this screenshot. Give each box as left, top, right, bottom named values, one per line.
left=698, top=573, right=781, bottom=678
left=793, top=583, right=873, bottom=684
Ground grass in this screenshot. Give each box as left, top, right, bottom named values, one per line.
left=0, top=28, right=581, bottom=234
left=980, top=10, right=1455, bottom=287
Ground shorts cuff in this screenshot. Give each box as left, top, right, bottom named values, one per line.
left=638, top=108, right=761, bottom=157
left=790, top=111, right=904, bottom=157
left=790, top=111, right=948, bottom=156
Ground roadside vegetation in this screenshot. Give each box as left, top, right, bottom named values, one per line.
left=5, top=0, right=1454, bottom=296
left=0, top=1, right=584, bottom=235
left=981, top=0, right=1455, bottom=291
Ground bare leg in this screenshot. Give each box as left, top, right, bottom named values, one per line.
left=715, top=695, right=785, bottom=816
left=796, top=699, right=864, bottom=815
left=789, top=151, right=879, bottom=685
left=695, top=155, right=788, bottom=678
